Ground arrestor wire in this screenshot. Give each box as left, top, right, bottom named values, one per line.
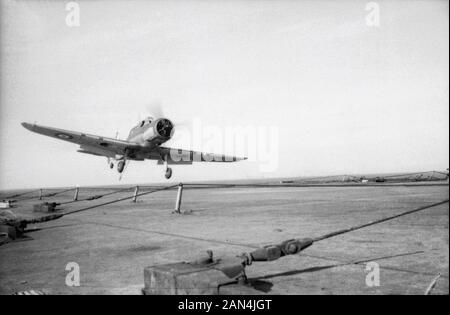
left=62, top=184, right=179, bottom=216
left=312, top=199, right=449, bottom=242
left=16, top=185, right=178, bottom=224
left=59, top=186, right=133, bottom=205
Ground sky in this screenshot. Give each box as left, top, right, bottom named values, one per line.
left=0, top=0, right=448, bottom=190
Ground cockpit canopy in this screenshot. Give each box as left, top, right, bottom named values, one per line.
left=139, top=117, right=153, bottom=127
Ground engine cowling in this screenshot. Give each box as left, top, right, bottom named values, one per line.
left=143, top=118, right=174, bottom=143
left=156, top=119, right=174, bottom=138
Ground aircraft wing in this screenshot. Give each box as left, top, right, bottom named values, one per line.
left=21, top=122, right=141, bottom=158
left=155, top=146, right=247, bottom=164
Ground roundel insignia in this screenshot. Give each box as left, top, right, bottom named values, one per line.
left=56, top=133, right=73, bottom=139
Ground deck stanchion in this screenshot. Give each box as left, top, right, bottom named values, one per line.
left=132, top=186, right=139, bottom=203
left=174, top=183, right=183, bottom=214
left=73, top=187, right=79, bottom=201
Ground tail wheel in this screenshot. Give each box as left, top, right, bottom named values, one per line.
left=165, top=167, right=172, bottom=179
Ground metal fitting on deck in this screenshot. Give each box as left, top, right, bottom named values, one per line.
left=248, top=238, right=314, bottom=262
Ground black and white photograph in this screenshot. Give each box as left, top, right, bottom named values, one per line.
left=0, top=0, right=448, bottom=298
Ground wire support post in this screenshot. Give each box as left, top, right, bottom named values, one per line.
left=173, top=183, right=183, bottom=214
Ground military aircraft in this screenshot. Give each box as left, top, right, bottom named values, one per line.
left=21, top=116, right=246, bottom=179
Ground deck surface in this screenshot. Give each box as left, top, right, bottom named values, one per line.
left=0, top=183, right=448, bottom=295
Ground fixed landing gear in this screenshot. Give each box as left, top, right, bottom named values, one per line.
left=163, top=154, right=173, bottom=179
left=107, top=157, right=115, bottom=169
left=117, top=160, right=125, bottom=173
left=165, top=167, right=172, bottom=179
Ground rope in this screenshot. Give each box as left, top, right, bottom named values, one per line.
left=63, top=184, right=178, bottom=216
left=42, top=188, right=75, bottom=198
left=60, top=187, right=133, bottom=205
left=3, top=189, right=40, bottom=199
left=312, top=199, right=449, bottom=242
left=15, top=188, right=75, bottom=201
left=15, top=185, right=178, bottom=225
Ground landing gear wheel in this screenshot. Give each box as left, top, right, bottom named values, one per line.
left=165, top=167, right=172, bottom=179
left=117, top=160, right=125, bottom=173
left=109, top=162, right=114, bottom=169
